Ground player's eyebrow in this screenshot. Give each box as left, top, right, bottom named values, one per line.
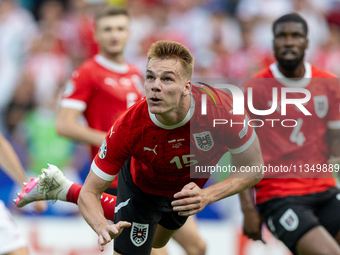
left=162, top=71, right=176, bottom=76
left=146, top=70, right=154, bottom=74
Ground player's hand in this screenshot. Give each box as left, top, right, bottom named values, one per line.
left=242, top=209, right=264, bottom=242
left=172, top=182, right=209, bottom=216
left=33, top=201, right=47, bottom=213
left=97, top=221, right=131, bottom=252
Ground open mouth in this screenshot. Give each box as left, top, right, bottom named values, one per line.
left=150, top=98, right=161, bottom=102
left=282, top=50, right=297, bottom=59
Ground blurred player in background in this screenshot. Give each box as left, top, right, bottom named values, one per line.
left=240, top=13, right=340, bottom=255
left=56, top=6, right=205, bottom=255
left=0, top=131, right=46, bottom=255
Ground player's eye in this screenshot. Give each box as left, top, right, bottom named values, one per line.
left=293, top=33, right=303, bottom=39
left=146, top=75, right=154, bottom=81
left=276, top=34, right=285, bottom=39
left=163, top=77, right=173, bottom=82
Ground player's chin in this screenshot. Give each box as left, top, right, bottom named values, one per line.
left=106, top=46, right=124, bottom=55
left=148, top=105, right=163, bottom=114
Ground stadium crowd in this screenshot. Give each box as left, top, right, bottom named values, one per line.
left=1, top=0, right=340, bottom=136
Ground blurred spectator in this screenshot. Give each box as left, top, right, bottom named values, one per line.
left=64, top=0, right=99, bottom=66
left=213, top=21, right=272, bottom=78
left=311, top=24, right=340, bottom=76
left=236, top=0, right=294, bottom=49
left=0, top=0, right=37, bottom=133
left=293, top=0, right=331, bottom=58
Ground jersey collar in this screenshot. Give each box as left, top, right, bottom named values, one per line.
left=149, top=94, right=195, bottom=130
left=94, top=54, right=129, bottom=74
left=270, top=62, right=311, bottom=87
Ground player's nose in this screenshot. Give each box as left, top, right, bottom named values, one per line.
left=151, top=78, right=161, bottom=91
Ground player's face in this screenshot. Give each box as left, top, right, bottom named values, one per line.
left=273, top=22, right=308, bottom=70
left=145, top=58, right=191, bottom=117
left=95, top=15, right=130, bottom=55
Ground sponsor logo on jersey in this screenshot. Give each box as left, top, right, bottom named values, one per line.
left=279, top=208, right=299, bottom=231
left=143, top=145, right=158, bottom=155
left=98, top=139, right=107, bottom=159
left=130, top=222, right=148, bottom=247
left=104, top=77, right=118, bottom=87
left=193, top=131, right=214, bottom=151
left=313, top=95, right=328, bottom=118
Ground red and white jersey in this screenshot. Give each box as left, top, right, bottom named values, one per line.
left=60, top=54, right=144, bottom=158
left=92, top=86, right=256, bottom=197
left=243, top=62, right=340, bottom=204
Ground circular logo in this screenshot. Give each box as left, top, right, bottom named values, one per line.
left=63, top=80, right=75, bottom=97
left=98, top=139, right=107, bottom=159
left=336, top=193, right=340, bottom=201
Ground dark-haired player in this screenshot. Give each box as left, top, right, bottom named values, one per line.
left=240, top=13, right=340, bottom=255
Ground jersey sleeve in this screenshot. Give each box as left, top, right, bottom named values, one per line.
left=91, top=120, right=131, bottom=181
left=224, top=108, right=256, bottom=154
left=242, top=78, right=266, bottom=120
left=60, top=69, right=93, bottom=112
left=216, top=91, right=256, bottom=154
left=327, top=78, right=340, bottom=129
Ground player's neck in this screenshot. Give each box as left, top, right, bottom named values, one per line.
left=278, top=62, right=305, bottom=79
left=155, top=96, right=191, bottom=126
left=99, top=51, right=125, bottom=65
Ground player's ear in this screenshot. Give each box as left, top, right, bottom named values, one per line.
left=183, top=81, right=191, bottom=96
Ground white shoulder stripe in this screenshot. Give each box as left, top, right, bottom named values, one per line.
left=91, top=161, right=116, bottom=181
left=229, top=130, right=256, bottom=154
left=60, top=99, right=87, bottom=112
left=327, top=120, right=340, bottom=129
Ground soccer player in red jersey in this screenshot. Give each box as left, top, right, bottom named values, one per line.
left=76, top=40, right=263, bottom=254
left=57, top=7, right=205, bottom=255
left=57, top=7, right=143, bottom=193
left=240, top=13, right=340, bottom=255
left=15, top=40, right=264, bottom=254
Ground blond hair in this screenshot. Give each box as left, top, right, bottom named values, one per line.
left=95, top=7, right=129, bottom=26
left=147, top=41, right=194, bottom=79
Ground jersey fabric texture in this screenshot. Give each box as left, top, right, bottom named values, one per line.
left=243, top=62, right=340, bottom=204
left=92, top=85, right=256, bottom=198
left=60, top=54, right=144, bottom=187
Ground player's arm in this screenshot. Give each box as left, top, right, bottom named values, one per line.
left=328, top=129, right=340, bottom=158
left=56, top=107, right=106, bottom=146
left=0, top=132, right=46, bottom=212
left=239, top=189, right=263, bottom=241
left=78, top=169, right=130, bottom=251
left=172, top=135, right=264, bottom=216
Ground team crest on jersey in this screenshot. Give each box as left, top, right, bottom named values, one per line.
left=193, top=131, right=214, bottom=151
left=130, top=222, right=148, bottom=247
left=98, top=139, right=107, bottom=159
left=279, top=208, right=299, bottom=231
left=63, top=80, right=75, bottom=97
left=313, top=95, right=328, bottom=118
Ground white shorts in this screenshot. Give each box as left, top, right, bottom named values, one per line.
left=0, top=200, right=27, bottom=254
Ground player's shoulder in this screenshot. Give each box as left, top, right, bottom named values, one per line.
left=311, top=65, right=338, bottom=78
left=72, top=58, right=97, bottom=78
left=192, top=85, right=233, bottom=115
left=241, top=66, right=274, bottom=90
left=118, top=97, right=148, bottom=124
left=252, top=66, right=274, bottom=78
